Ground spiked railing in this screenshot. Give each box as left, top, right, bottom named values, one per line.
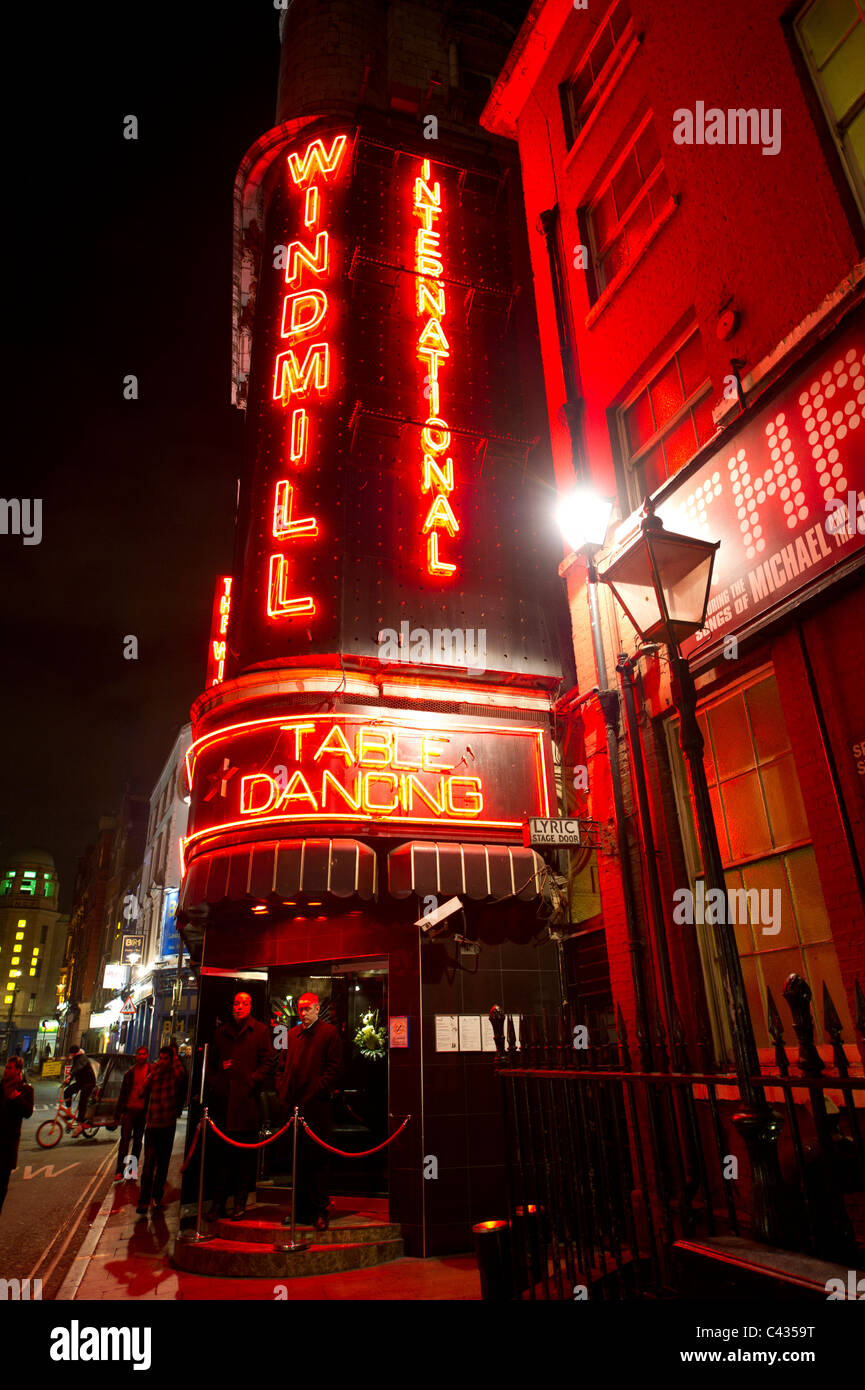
left=488, top=976, right=864, bottom=1300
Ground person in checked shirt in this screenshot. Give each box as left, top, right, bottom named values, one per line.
left=136, top=1045, right=187, bottom=1216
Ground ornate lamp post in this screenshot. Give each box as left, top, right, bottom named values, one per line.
left=599, top=498, right=784, bottom=1244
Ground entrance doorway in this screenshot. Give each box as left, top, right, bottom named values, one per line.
left=266, top=957, right=389, bottom=1197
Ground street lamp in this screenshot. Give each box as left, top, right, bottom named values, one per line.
left=555, top=485, right=655, bottom=1066
left=599, top=497, right=784, bottom=1243
left=556, top=487, right=615, bottom=557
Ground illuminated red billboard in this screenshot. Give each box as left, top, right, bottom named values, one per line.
left=183, top=712, right=553, bottom=861
left=657, top=317, right=864, bottom=657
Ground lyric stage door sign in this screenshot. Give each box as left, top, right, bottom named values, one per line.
left=657, top=318, right=864, bottom=657
left=184, top=714, right=552, bottom=854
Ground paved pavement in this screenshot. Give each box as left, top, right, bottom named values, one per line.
left=0, top=1079, right=118, bottom=1297
left=59, top=1124, right=482, bottom=1301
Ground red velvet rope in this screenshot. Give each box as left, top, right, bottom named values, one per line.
left=179, top=1119, right=202, bottom=1174
left=207, top=1114, right=298, bottom=1149
left=199, top=1112, right=411, bottom=1156
left=298, top=1115, right=411, bottom=1157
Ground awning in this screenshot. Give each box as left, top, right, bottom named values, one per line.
left=388, top=842, right=545, bottom=900
left=179, top=838, right=377, bottom=916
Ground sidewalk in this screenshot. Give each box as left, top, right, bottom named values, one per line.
left=59, top=1124, right=481, bottom=1301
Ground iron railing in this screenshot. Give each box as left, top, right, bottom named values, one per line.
left=489, top=975, right=865, bottom=1299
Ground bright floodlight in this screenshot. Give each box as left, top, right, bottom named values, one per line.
left=556, top=489, right=615, bottom=554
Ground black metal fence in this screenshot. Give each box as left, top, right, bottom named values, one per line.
left=489, top=977, right=865, bottom=1300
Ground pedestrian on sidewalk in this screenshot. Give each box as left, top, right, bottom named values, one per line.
left=205, top=992, right=274, bottom=1220
left=65, top=1045, right=96, bottom=1137
left=113, top=1046, right=151, bottom=1183
left=0, top=1057, right=35, bottom=1215
left=136, top=1045, right=187, bottom=1216
left=275, top=993, right=342, bottom=1231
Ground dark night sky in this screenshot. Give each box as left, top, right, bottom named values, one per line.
left=2, top=4, right=281, bottom=908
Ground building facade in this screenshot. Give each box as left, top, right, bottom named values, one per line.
left=481, top=0, right=864, bottom=1072
left=58, top=819, right=116, bottom=1052
left=125, top=725, right=195, bottom=1057
left=177, top=0, right=573, bottom=1257
left=0, top=850, right=66, bottom=1060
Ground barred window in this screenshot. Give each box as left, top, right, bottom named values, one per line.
left=619, top=326, right=715, bottom=505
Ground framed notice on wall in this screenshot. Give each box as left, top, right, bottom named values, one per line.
left=389, top=1016, right=409, bottom=1048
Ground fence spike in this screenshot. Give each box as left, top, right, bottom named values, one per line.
left=783, top=972, right=824, bottom=1077
left=822, top=983, right=848, bottom=1078
left=616, top=1003, right=632, bottom=1071
left=766, top=986, right=790, bottom=1077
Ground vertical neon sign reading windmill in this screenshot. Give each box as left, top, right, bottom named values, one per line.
left=269, top=133, right=348, bottom=622
left=414, top=159, right=459, bottom=578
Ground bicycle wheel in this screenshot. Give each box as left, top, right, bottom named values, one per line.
left=36, top=1119, right=63, bottom=1149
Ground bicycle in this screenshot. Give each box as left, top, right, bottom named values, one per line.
left=36, top=1091, right=100, bottom=1148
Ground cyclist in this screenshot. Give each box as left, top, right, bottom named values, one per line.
left=65, top=1045, right=96, bottom=1138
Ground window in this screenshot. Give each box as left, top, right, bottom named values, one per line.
left=0, top=872, right=14, bottom=896
left=41, top=924, right=48, bottom=943
left=559, top=0, right=633, bottom=147
left=796, top=0, right=865, bottom=220
left=584, top=115, right=671, bottom=298
left=28, top=994, right=35, bottom=1013
left=43, top=873, right=54, bottom=897
left=667, top=670, right=853, bottom=1054
left=619, top=326, right=715, bottom=504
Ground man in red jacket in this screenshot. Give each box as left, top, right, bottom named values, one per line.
left=275, top=993, right=342, bottom=1230
left=0, top=1057, right=35, bottom=1215
left=136, top=1045, right=187, bottom=1216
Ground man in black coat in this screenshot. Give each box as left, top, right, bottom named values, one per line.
left=0, top=1057, right=35, bottom=1214
left=205, top=992, right=274, bottom=1219
left=275, top=992, right=342, bottom=1230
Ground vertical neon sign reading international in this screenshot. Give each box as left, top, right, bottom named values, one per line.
left=414, top=159, right=459, bottom=578
left=269, top=133, right=348, bottom=622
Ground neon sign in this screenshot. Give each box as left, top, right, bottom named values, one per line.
left=204, top=575, right=233, bottom=687
left=184, top=713, right=552, bottom=857
left=268, top=134, right=348, bottom=624
left=414, top=159, right=459, bottom=578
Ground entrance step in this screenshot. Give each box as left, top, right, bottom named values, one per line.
left=172, top=1198, right=404, bottom=1277
left=172, top=1232, right=405, bottom=1278
left=208, top=1203, right=401, bottom=1247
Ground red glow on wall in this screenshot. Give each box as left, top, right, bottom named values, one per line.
left=204, top=575, right=233, bottom=687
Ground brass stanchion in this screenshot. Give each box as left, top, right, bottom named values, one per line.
left=274, top=1108, right=308, bottom=1253
left=179, top=1043, right=214, bottom=1244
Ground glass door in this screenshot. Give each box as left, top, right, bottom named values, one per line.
left=267, top=957, right=389, bottom=1197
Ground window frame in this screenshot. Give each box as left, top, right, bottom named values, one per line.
left=664, top=665, right=847, bottom=1060
left=794, top=0, right=865, bottom=223
left=559, top=0, right=636, bottom=150
left=616, top=323, right=714, bottom=508
left=582, top=111, right=674, bottom=311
